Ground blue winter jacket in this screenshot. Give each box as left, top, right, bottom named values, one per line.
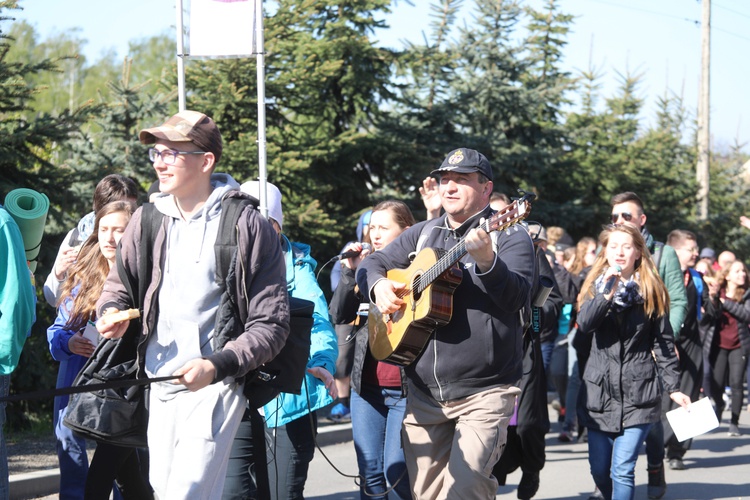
left=263, top=236, right=338, bottom=427
left=47, top=291, right=89, bottom=408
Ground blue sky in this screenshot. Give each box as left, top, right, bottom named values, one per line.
left=10, top=0, right=750, bottom=153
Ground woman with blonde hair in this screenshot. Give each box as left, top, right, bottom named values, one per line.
left=574, top=224, right=689, bottom=500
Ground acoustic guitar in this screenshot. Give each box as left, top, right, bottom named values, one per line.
left=368, top=192, right=535, bottom=366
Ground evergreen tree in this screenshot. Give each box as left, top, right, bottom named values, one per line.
left=701, top=141, right=750, bottom=259
left=187, top=0, right=396, bottom=261
left=372, top=0, right=467, bottom=213
left=64, top=58, right=173, bottom=196
left=0, top=0, right=93, bottom=428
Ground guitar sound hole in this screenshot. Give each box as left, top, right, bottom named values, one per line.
left=412, top=273, right=422, bottom=303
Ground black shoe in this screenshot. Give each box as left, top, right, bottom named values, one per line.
left=517, top=471, right=540, bottom=500
left=587, top=487, right=604, bottom=500
left=728, top=423, right=740, bottom=436
left=647, top=464, right=667, bottom=499
left=668, top=457, right=686, bottom=470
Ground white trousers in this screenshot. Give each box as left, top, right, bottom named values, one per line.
left=148, top=381, right=245, bottom=500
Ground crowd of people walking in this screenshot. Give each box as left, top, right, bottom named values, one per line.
left=2, top=108, right=748, bottom=500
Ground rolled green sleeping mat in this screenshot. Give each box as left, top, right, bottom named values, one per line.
left=4, top=188, right=49, bottom=272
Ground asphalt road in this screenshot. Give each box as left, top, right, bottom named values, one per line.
left=25, top=403, right=750, bottom=499
left=305, top=406, right=750, bottom=500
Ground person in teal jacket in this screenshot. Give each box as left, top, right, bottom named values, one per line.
left=0, top=204, right=36, bottom=499
left=223, top=181, right=337, bottom=500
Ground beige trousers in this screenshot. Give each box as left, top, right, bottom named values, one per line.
left=402, top=383, right=520, bottom=500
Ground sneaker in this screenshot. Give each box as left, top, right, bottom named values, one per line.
left=728, top=423, right=740, bottom=436
left=668, top=458, right=686, bottom=470
left=647, top=464, right=667, bottom=499
left=327, top=402, right=351, bottom=423
left=558, top=431, right=573, bottom=443
left=517, top=471, right=540, bottom=500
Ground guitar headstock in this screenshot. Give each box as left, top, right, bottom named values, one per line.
left=484, top=191, right=536, bottom=233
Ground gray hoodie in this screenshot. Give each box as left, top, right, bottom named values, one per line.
left=146, top=174, right=239, bottom=399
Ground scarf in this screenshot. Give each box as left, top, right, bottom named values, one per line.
left=595, top=272, right=643, bottom=312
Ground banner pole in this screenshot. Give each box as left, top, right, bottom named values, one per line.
left=256, top=0, right=268, bottom=219
left=175, top=0, right=187, bottom=111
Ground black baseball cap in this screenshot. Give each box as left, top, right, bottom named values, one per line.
left=430, top=148, right=493, bottom=181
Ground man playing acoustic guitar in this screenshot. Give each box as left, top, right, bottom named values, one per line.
left=356, top=148, right=536, bottom=499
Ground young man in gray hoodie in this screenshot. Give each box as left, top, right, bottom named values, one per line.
left=97, top=110, right=290, bottom=499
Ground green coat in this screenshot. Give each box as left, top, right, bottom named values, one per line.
left=644, top=229, right=687, bottom=337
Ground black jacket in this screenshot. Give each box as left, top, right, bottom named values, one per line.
left=329, top=266, right=407, bottom=395
left=700, top=288, right=750, bottom=358
left=356, top=206, right=535, bottom=402
left=574, top=294, right=680, bottom=432
left=536, top=252, right=563, bottom=345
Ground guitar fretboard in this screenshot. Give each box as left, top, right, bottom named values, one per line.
left=410, top=195, right=532, bottom=295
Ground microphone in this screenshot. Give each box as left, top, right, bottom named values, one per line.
left=337, top=242, right=372, bottom=260
left=602, top=265, right=622, bottom=295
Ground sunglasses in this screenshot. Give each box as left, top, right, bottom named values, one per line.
left=610, top=212, right=633, bottom=224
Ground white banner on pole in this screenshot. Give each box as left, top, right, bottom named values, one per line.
left=189, top=0, right=256, bottom=57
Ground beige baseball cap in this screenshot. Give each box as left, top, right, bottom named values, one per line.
left=139, top=110, right=223, bottom=164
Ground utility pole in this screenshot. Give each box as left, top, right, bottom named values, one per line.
left=697, top=0, right=711, bottom=220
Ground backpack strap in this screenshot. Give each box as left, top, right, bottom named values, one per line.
left=116, top=202, right=163, bottom=310
left=215, top=196, right=257, bottom=286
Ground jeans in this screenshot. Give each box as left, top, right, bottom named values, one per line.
left=587, top=424, right=652, bottom=500
left=223, top=406, right=269, bottom=500
left=0, top=375, right=10, bottom=500
left=85, top=445, right=152, bottom=500
left=540, top=340, right=555, bottom=392
left=266, top=413, right=317, bottom=500
left=55, top=396, right=88, bottom=500
left=351, top=385, right=411, bottom=500
left=564, top=331, right=580, bottom=433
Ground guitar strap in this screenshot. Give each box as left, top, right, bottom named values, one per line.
left=414, top=215, right=500, bottom=257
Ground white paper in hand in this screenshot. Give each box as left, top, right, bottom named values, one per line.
left=665, top=397, right=719, bottom=442
left=82, top=321, right=100, bottom=348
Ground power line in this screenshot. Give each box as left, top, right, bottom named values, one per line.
left=714, top=1, right=750, bottom=21
left=584, top=0, right=750, bottom=44
left=585, top=0, right=700, bottom=26
left=713, top=26, right=750, bottom=43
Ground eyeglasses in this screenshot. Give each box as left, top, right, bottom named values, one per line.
left=680, top=246, right=700, bottom=254
left=148, top=147, right=205, bottom=165
left=610, top=212, right=633, bottom=224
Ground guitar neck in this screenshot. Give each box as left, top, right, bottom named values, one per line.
left=414, top=194, right=534, bottom=295
left=416, top=241, right=469, bottom=294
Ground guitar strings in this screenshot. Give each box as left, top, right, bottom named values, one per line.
left=393, top=197, right=529, bottom=299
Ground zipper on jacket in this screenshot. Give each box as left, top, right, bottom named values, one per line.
left=432, top=331, right=444, bottom=401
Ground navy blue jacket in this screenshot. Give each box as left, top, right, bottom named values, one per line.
left=356, top=206, right=535, bottom=402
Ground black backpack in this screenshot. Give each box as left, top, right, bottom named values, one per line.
left=124, top=195, right=312, bottom=409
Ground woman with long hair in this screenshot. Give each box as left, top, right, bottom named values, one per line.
left=701, top=259, right=750, bottom=436
left=574, top=224, right=689, bottom=500
left=329, top=200, right=416, bottom=500
left=48, top=200, right=152, bottom=499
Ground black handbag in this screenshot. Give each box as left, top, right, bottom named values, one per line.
left=62, top=332, right=148, bottom=448
left=244, top=296, right=314, bottom=408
